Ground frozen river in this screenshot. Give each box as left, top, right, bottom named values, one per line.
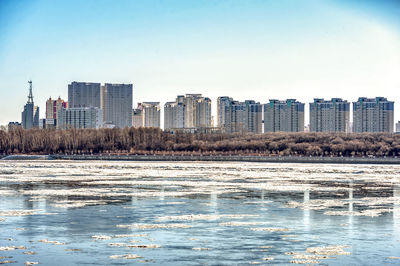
left=0, top=160, right=399, bottom=265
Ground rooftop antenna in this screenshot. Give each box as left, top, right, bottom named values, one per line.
left=27, top=80, right=33, bottom=104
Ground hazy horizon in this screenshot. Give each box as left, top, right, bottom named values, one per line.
left=1, top=0, right=399, bottom=126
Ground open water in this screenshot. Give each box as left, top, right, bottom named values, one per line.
left=0, top=160, right=399, bottom=265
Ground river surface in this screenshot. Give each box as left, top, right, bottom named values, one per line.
left=0, top=160, right=399, bottom=265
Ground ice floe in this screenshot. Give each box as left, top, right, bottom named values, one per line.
left=249, top=227, right=290, bottom=232
left=37, top=239, right=65, bottom=245
left=127, top=244, right=161, bottom=249
left=0, top=246, right=26, bottom=251
left=192, top=247, right=210, bottom=251
left=117, top=223, right=191, bottom=229
left=91, top=235, right=112, bottom=240
left=109, top=254, right=142, bottom=259
left=157, top=214, right=259, bottom=221
left=306, top=245, right=350, bottom=256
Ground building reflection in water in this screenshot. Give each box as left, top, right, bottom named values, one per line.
left=393, top=185, right=399, bottom=236
left=303, top=189, right=310, bottom=230
left=347, top=180, right=354, bottom=235
left=209, top=190, right=218, bottom=211
left=159, top=185, right=165, bottom=201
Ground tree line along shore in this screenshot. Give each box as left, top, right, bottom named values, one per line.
left=0, top=127, right=400, bottom=157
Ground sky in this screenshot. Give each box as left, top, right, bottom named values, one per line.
left=0, top=0, right=399, bottom=127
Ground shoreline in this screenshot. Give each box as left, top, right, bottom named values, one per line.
left=2, top=154, right=399, bottom=164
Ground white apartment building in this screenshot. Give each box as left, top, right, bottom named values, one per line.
left=264, top=99, right=304, bottom=132
left=142, top=102, right=161, bottom=128
left=164, top=94, right=211, bottom=130
left=220, top=99, right=262, bottom=134
left=309, top=98, right=350, bottom=132
left=57, top=107, right=103, bottom=129
left=353, top=97, right=394, bottom=133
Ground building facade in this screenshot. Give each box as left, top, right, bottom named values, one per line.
left=245, top=100, right=263, bottom=133
left=132, top=104, right=143, bottom=128
left=221, top=99, right=262, bottom=134
left=217, top=96, right=233, bottom=128
left=45, top=97, right=68, bottom=128
left=164, top=94, right=211, bottom=130
left=142, top=102, right=161, bottom=128
left=353, top=97, right=394, bottom=133
left=264, top=99, right=304, bottom=132
left=195, top=97, right=212, bottom=128
left=101, top=83, right=133, bottom=128
left=8, top=122, right=21, bottom=131
left=57, top=107, right=103, bottom=129
left=68, top=82, right=101, bottom=108
left=396, top=121, right=400, bottom=133
left=309, top=98, right=350, bottom=132
left=164, top=101, right=185, bottom=130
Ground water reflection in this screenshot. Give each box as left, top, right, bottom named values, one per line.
left=393, top=185, right=400, bottom=235
left=303, top=189, right=310, bottom=230
left=348, top=180, right=354, bottom=230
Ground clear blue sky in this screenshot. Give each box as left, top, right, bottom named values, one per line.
left=1, top=0, right=399, bottom=126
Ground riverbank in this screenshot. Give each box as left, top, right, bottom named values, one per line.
left=0, top=154, right=51, bottom=160
left=2, top=154, right=399, bottom=164
left=45, top=154, right=400, bottom=164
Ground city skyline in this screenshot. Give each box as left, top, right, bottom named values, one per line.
left=1, top=0, right=400, bottom=125
left=14, top=80, right=398, bottom=133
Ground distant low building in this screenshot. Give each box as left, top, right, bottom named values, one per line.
left=166, top=127, right=223, bottom=134
left=57, top=107, right=103, bottom=129
left=396, top=121, right=400, bottom=133
left=39, top=119, right=46, bottom=129
left=8, top=122, right=21, bottom=131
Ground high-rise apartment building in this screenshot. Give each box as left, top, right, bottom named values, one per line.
left=101, top=83, right=133, bottom=128
left=217, top=96, right=233, bottom=128
left=221, top=99, right=262, bottom=134
left=68, top=82, right=101, bottom=108
left=245, top=100, right=263, bottom=133
left=45, top=97, right=68, bottom=128
left=57, top=107, right=103, bottom=129
left=21, top=81, right=39, bottom=129
left=353, top=97, right=394, bottom=133
left=225, top=101, right=245, bottom=133
left=142, top=102, right=161, bottom=128
left=264, top=99, right=304, bottom=132
left=132, top=104, right=143, bottom=128
left=164, top=101, right=185, bottom=130
left=182, top=94, right=200, bottom=128
left=195, top=97, right=212, bottom=128
left=309, top=98, right=350, bottom=132
left=179, top=94, right=211, bottom=128
left=164, top=94, right=211, bottom=130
